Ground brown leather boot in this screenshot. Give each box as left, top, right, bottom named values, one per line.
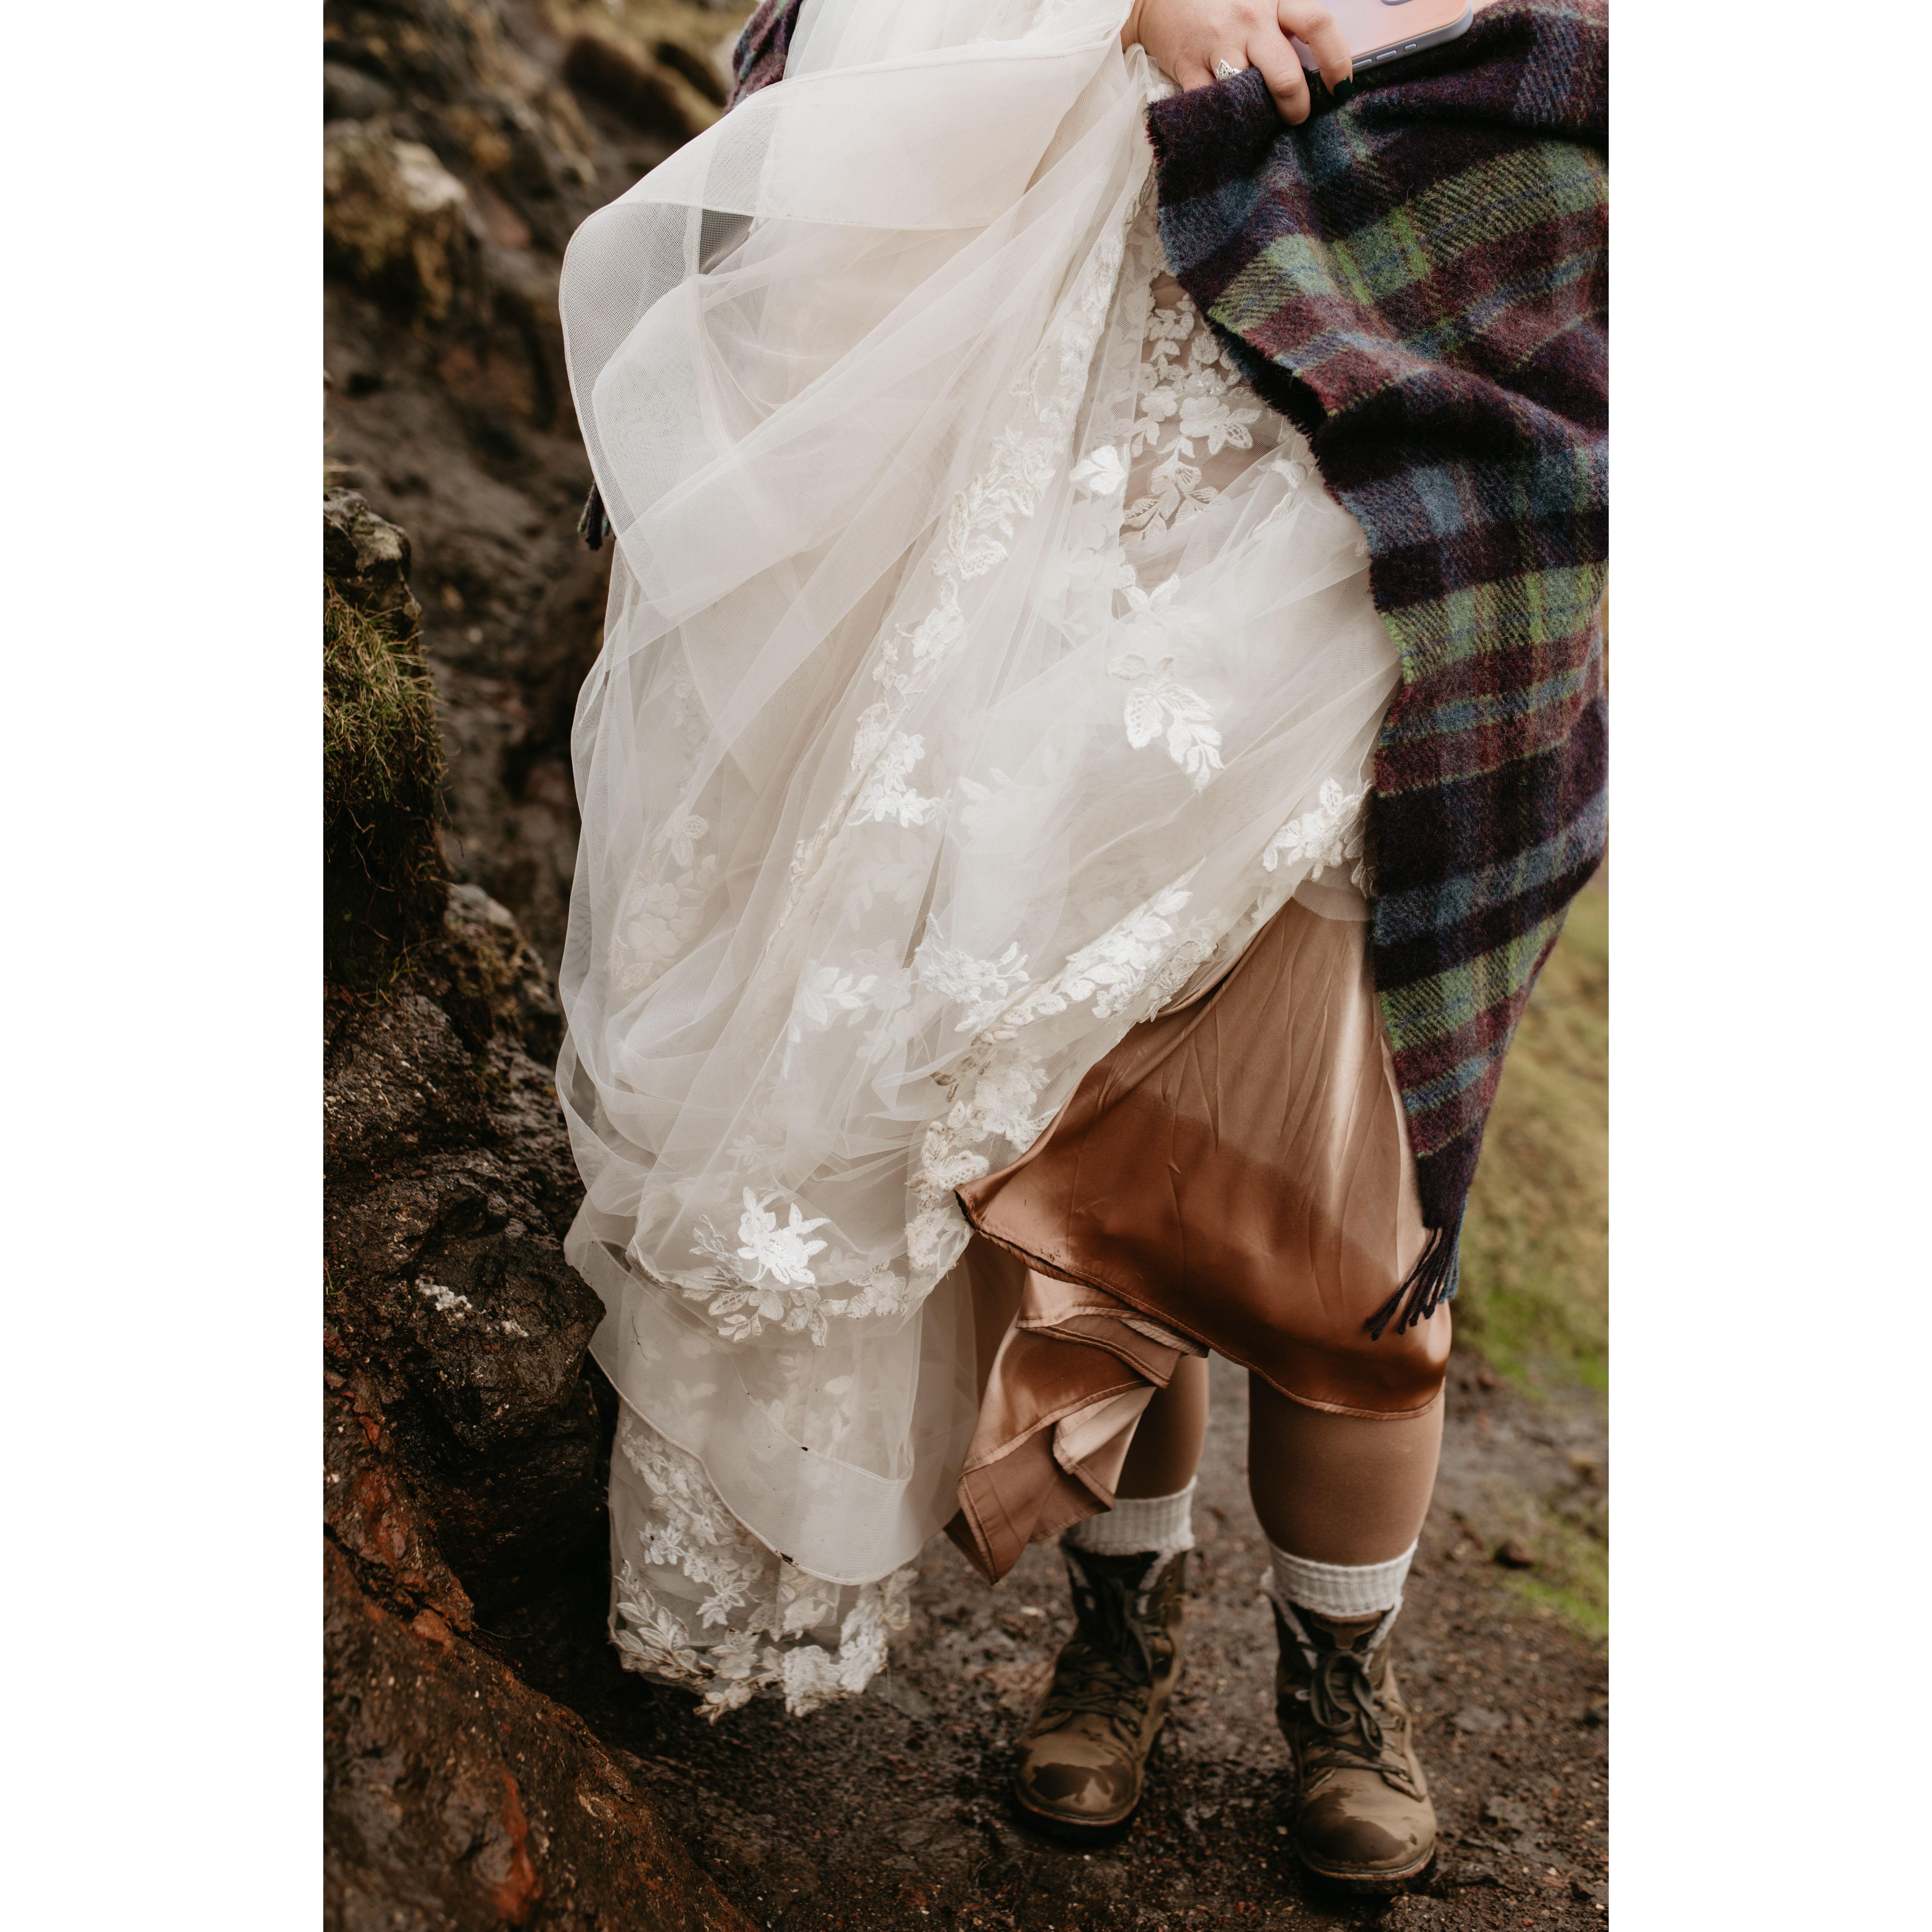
left=1271, top=1595, right=1437, bottom=1890
left=1011, top=1546, right=1187, bottom=1839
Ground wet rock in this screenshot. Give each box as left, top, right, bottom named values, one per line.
left=1493, top=1537, right=1537, bottom=1570
left=325, top=1358, right=475, bottom=1631
left=404, top=1231, right=598, bottom=1453
left=323, top=880, right=605, bottom=1611
left=324, top=58, right=397, bottom=122
left=325, top=991, right=490, bottom=1171
left=563, top=34, right=700, bottom=144
left=436, top=881, right=564, bottom=1059
left=324, top=119, right=481, bottom=323
left=653, top=37, right=728, bottom=107
left=325, top=1542, right=754, bottom=1932
left=324, top=486, right=422, bottom=625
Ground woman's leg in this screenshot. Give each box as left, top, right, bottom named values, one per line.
left=1117, top=1352, right=1210, bottom=1498
left=1246, top=1374, right=1442, bottom=1562
left=1249, top=1372, right=1444, bottom=1889
left=1011, top=1355, right=1208, bottom=1838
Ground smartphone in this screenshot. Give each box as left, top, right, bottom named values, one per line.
left=1292, top=0, right=1475, bottom=74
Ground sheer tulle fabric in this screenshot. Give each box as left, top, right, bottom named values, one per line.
left=556, top=0, right=1399, bottom=1713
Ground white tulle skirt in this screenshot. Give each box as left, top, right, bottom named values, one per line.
left=555, top=0, right=1399, bottom=1715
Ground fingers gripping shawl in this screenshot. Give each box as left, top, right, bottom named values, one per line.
left=1145, top=0, right=1608, bottom=1329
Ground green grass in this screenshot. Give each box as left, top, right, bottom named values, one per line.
left=324, top=580, right=449, bottom=986
left=1508, top=1566, right=1609, bottom=1644
left=324, top=583, right=444, bottom=834
left=1453, top=884, right=1608, bottom=1401
left=1487, top=1477, right=1611, bottom=1642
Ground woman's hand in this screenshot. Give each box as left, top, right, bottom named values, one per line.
left=1120, top=0, right=1354, bottom=125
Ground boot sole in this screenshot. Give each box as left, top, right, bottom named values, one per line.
left=1297, top=1845, right=1437, bottom=1894
left=1010, top=1788, right=1140, bottom=1846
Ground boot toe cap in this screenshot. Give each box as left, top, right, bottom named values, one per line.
left=1297, top=1788, right=1435, bottom=1880
left=1016, top=1755, right=1140, bottom=1827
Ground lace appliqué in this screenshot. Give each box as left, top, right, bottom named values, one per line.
left=679, top=1193, right=910, bottom=1346
left=610, top=1415, right=913, bottom=1719
left=911, top=939, right=1032, bottom=1036
left=1263, top=778, right=1373, bottom=892
left=671, top=200, right=1139, bottom=1333
left=1107, top=625, right=1224, bottom=793
left=851, top=727, right=941, bottom=829
left=905, top=1046, right=1054, bottom=1274
left=1096, top=195, right=1265, bottom=556
left=777, top=217, right=1132, bottom=916
left=999, top=878, right=1220, bottom=1032
left=900, top=874, right=1225, bottom=1269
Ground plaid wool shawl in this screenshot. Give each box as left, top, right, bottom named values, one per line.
left=728, top=0, right=801, bottom=105
left=729, top=0, right=1608, bottom=1331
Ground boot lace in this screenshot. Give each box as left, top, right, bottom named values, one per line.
left=1037, top=1641, right=1153, bottom=1745
left=1034, top=1554, right=1164, bottom=1746
left=1303, top=1640, right=1386, bottom=1759
left=1270, top=1591, right=1421, bottom=1793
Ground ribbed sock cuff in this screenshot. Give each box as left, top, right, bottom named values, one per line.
left=1064, top=1480, right=1197, bottom=1569
left=1266, top=1538, right=1414, bottom=1620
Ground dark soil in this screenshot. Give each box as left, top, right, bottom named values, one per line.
left=496, top=1355, right=1609, bottom=1932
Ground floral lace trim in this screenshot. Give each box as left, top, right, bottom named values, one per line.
left=776, top=214, right=1132, bottom=924
left=1263, top=778, right=1373, bottom=893
left=637, top=177, right=1142, bottom=1341
left=1120, top=286, right=1262, bottom=549
left=609, top=1414, right=912, bottom=1718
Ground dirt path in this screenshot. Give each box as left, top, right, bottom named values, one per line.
left=505, top=1350, right=1607, bottom=1930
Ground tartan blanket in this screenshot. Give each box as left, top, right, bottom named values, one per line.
left=727, top=0, right=800, bottom=105
left=728, top=0, right=1608, bottom=1332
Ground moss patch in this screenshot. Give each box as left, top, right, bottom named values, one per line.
left=1454, top=884, right=1608, bottom=1401
left=324, top=581, right=448, bottom=985
left=1476, top=1461, right=1612, bottom=1645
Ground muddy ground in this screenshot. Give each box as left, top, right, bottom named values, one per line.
left=499, top=1351, right=1608, bottom=1931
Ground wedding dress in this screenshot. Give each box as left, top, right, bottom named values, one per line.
left=555, top=0, right=1399, bottom=1716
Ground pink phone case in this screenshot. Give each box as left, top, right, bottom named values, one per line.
left=1293, top=0, right=1475, bottom=72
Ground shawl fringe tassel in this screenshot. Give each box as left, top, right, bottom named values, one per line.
left=577, top=483, right=609, bottom=552
left=1365, top=1219, right=1460, bottom=1341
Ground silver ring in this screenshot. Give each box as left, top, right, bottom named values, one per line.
left=1214, top=57, right=1242, bottom=81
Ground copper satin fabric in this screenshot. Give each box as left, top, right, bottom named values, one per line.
left=949, top=899, right=1451, bottom=1583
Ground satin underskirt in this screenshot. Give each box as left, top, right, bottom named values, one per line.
left=950, top=897, right=1452, bottom=1583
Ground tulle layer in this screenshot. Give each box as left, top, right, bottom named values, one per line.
left=556, top=0, right=1399, bottom=1704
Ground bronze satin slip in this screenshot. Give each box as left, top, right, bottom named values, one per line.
left=947, top=898, right=1451, bottom=1584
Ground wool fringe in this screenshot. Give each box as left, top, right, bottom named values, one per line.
left=1365, top=1219, right=1460, bottom=1341
left=577, top=483, right=609, bottom=552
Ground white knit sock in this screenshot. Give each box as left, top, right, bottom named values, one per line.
left=1064, top=1480, right=1197, bottom=1576
left=1265, top=1537, right=1415, bottom=1621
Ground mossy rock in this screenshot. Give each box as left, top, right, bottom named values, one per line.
left=325, top=490, right=448, bottom=986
